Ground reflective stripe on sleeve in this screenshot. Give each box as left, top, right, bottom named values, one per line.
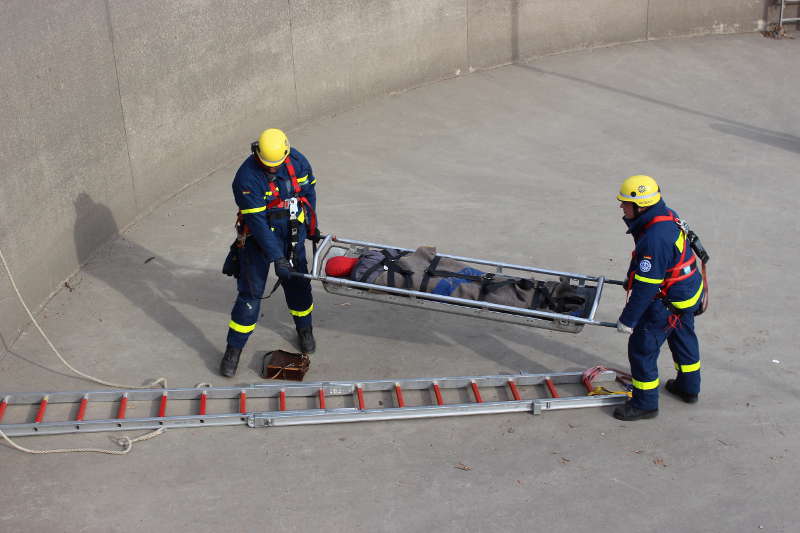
left=674, top=361, right=701, bottom=373
left=309, top=179, right=317, bottom=185
left=297, top=175, right=308, bottom=184
left=289, top=304, right=314, bottom=317
left=228, top=320, right=256, bottom=333
left=671, top=281, right=704, bottom=309
left=240, top=206, right=266, bottom=214
left=632, top=377, right=660, bottom=390
left=634, top=274, right=664, bottom=284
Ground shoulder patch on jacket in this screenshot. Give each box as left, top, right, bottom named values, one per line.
left=638, top=259, right=653, bottom=273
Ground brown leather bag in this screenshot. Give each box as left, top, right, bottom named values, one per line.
left=261, top=350, right=310, bottom=381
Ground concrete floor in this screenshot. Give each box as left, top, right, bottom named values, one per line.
left=1, top=33, right=798, bottom=532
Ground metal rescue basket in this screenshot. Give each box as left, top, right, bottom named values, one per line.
left=305, top=236, right=619, bottom=333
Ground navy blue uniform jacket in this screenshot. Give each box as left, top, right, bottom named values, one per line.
left=232, top=148, right=317, bottom=261
left=620, top=199, right=703, bottom=328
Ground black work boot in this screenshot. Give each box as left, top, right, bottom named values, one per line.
left=220, top=345, right=242, bottom=377
left=665, top=379, right=699, bottom=404
left=613, top=402, right=659, bottom=421
left=297, top=327, right=316, bottom=354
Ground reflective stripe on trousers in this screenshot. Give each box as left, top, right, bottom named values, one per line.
left=627, top=300, right=701, bottom=411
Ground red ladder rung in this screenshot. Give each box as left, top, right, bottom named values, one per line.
left=199, top=391, right=208, bottom=415
left=432, top=383, right=444, bottom=406
left=117, top=393, right=128, bottom=419
left=545, top=378, right=560, bottom=398
left=356, top=386, right=365, bottom=410
left=0, top=396, right=9, bottom=423
left=394, top=384, right=406, bottom=408
left=35, top=396, right=49, bottom=423
left=158, top=393, right=168, bottom=417
left=471, top=381, right=483, bottom=403
left=279, top=390, right=286, bottom=412
left=318, top=389, right=326, bottom=409
left=508, top=380, right=522, bottom=401
left=76, top=395, right=89, bottom=421
left=239, top=391, right=247, bottom=414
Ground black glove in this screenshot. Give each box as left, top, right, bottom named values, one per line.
left=273, top=257, right=293, bottom=281
left=307, top=227, right=322, bottom=243
left=221, top=242, right=240, bottom=278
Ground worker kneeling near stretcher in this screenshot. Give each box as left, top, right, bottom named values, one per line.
left=613, top=175, right=708, bottom=421
left=325, top=246, right=587, bottom=314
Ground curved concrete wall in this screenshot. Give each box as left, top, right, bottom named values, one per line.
left=0, top=0, right=774, bottom=345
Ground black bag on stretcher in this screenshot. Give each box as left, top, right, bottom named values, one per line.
left=327, top=246, right=587, bottom=315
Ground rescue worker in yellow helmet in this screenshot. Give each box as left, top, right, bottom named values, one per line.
left=220, top=128, right=320, bottom=377
left=613, top=175, right=705, bottom=420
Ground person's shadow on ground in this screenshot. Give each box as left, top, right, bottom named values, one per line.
left=73, top=192, right=225, bottom=373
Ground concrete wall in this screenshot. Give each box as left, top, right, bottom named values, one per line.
left=0, top=0, right=773, bottom=346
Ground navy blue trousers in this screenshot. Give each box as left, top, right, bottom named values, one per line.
left=628, top=300, right=701, bottom=411
left=226, top=237, right=313, bottom=349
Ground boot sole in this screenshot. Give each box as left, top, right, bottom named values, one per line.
left=613, top=408, right=659, bottom=421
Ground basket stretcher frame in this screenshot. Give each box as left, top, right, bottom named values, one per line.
left=301, top=236, right=619, bottom=333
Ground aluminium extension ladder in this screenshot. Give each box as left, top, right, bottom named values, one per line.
left=0, top=370, right=626, bottom=437
left=780, top=0, right=800, bottom=28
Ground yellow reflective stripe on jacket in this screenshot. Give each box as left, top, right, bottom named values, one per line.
left=632, top=377, right=660, bottom=390
left=297, top=175, right=308, bottom=184
left=289, top=304, right=313, bottom=317
left=297, top=210, right=305, bottom=224
left=309, top=179, right=317, bottom=185
left=634, top=274, right=664, bottom=285
left=670, top=281, right=704, bottom=309
left=674, top=361, right=701, bottom=373
left=228, top=320, right=256, bottom=333
left=675, top=231, right=685, bottom=253
left=240, top=206, right=266, bottom=214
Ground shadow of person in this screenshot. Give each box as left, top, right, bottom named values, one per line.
left=73, top=192, right=223, bottom=373
left=305, top=287, right=618, bottom=375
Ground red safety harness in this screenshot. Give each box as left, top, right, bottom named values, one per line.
left=626, top=210, right=708, bottom=319
left=236, top=157, right=317, bottom=240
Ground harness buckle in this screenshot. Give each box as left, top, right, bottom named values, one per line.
left=287, top=197, right=299, bottom=220
left=482, top=272, right=496, bottom=281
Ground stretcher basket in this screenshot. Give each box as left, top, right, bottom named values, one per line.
left=306, top=236, right=618, bottom=334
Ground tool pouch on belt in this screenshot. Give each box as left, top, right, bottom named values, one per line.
left=262, top=350, right=310, bottom=381
left=222, top=241, right=241, bottom=278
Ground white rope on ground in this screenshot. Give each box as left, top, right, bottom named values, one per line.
left=0, top=427, right=165, bottom=455
left=0, top=246, right=166, bottom=389
left=0, top=245, right=172, bottom=454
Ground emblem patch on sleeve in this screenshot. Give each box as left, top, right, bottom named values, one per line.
left=639, top=259, right=652, bottom=273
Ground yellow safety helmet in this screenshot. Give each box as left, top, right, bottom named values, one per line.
left=616, top=175, right=661, bottom=207
left=255, top=128, right=290, bottom=167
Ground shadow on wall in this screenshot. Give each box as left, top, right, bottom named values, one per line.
left=73, top=192, right=225, bottom=373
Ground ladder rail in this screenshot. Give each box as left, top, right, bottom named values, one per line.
left=781, top=0, right=800, bottom=25
left=0, top=371, right=616, bottom=405
left=0, top=371, right=626, bottom=437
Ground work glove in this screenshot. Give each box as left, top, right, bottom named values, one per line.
left=273, top=257, right=293, bottom=281
left=616, top=320, right=633, bottom=334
